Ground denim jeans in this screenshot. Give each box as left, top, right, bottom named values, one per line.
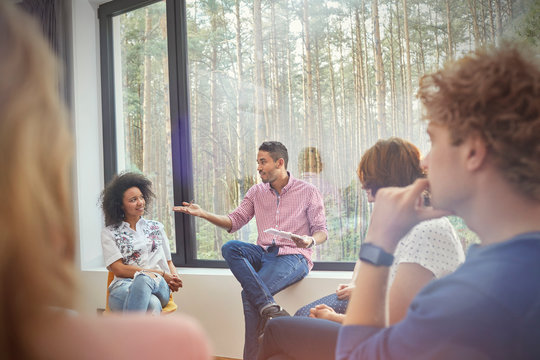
left=221, top=241, right=309, bottom=360
left=108, top=272, right=170, bottom=315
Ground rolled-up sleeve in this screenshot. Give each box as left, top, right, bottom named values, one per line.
left=307, top=187, right=328, bottom=237
left=228, top=187, right=256, bottom=233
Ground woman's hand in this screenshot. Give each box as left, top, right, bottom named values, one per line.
left=164, top=273, right=183, bottom=292
left=309, top=304, right=344, bottom=323
left=336, top=283, right=355, bottom=300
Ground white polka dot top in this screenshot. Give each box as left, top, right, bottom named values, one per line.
left=390, top=217, right=465, bottom=283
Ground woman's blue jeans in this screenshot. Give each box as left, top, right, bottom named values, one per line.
left=108, top=272, right=170, bottom=315
left=222, top=241, right=309, bottom=360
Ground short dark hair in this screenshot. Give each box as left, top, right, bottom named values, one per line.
left=357, top=137, right=424, bottom=196
left=259, top=141, right=289, bottom=169
left=100, top=172, right=155, bottom=226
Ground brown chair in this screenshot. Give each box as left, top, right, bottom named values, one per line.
left=104, top=271, right=178, bottom=314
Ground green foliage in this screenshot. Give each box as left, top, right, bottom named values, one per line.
left=514, top=0, right=540, bottom=47
left=116, top=0, right=532, bottom=263
left=447, top=216, right=480, bottom=252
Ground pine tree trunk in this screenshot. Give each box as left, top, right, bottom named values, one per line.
left=142, top=8, right=152, bottom=173
left=253, top=0, right=264, bottom=146
left=372, top=0, right=386, bottom=138
left=210, top=7, right=222, bottom=252
left=467, top=0, right=481, bottom=47
left=446, top=0, right=454, bottom=58
left=389, top=10, right=397, bottom=134
left=303, top=0, right=314, bottom=142
left=315, top=39, right=323, bottom=144
left=234, top=0, right=244, bottom=240
left=402, top=0, right=413, bottom=139
left=270, top=1, right=280, bottom=140
left=285, top=0, right=294, bottom=140
left=495, top=0, right=503, bottom=37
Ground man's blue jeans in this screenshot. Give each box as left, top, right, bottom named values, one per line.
left=222, top=241, right=309, bottom=360
left=108, top=272, right=170, bottom=315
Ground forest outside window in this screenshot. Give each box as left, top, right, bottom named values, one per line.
left=100, top=0, right=534, bottom=267
left=105, top=0, right=176, bottom=252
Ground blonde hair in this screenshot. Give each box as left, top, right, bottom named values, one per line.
left=0, top=3, right=75, bottom=358
left=418, top=43, right=540, bottom=200
left=298, top=147, right=323, bottom=174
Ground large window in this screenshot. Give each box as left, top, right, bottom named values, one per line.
left=100, top=0, right=534, bottom=268
left=111, top=1, right=176, bottom=251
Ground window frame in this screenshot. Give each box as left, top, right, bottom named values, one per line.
left=98, top=0, right=354, bottom=271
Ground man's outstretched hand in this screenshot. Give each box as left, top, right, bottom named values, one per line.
left=173, top=201, right=203, bottom=217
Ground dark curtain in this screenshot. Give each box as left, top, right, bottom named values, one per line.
left=18, top=0, right=72, bottom=110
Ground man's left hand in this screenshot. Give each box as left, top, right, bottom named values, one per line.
left=291, top=234, right=314, bottom=248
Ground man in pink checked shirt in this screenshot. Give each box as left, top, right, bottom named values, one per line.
left=174, top=141, right=328, bottom=360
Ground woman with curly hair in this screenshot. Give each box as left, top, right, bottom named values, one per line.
left=101, top=172, right=182, bottom=314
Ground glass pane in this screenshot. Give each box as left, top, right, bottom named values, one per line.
left=112, top=1, right=176, bottom=252
left=185, top=0, right=500, bottom=261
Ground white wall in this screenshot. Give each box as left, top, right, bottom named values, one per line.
left=70, top=1, right=350, bottom=358
left=80, top=268, right=349, bottom=358
left=71, top=0, right=106, bottom=270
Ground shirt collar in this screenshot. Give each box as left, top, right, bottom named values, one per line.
left=281, top=172, right=295, bottom=193
left=121, top=216, right=147, bottom=229
left=265, top=171, right=295, bottom=194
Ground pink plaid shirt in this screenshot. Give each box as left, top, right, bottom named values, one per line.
left=228, top=173, right=327, bottom=269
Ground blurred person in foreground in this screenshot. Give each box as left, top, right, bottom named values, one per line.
left=258, top=138, right=464, bottom=360
left=101, top=172, right=182, bottom=314
left=261, top=42, right=540, bottom=360
left=0, top=2, right=210, bottom=359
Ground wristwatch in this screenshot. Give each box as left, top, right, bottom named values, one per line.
left=307, top=237, right=316, bottom=248
left=359, top=243, right=394, bottom=266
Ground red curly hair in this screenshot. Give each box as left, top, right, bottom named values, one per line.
left=357, top=137, right=424, bottom=196
left=417, top=43, right=540, bottom=200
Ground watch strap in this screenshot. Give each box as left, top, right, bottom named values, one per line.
left=359, top=243, right=394, bottom=267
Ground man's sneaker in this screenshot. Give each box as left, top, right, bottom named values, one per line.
left=257, top=305, right=290, bottom=343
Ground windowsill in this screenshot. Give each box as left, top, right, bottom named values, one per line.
left=82, top=266, right=350, bottom=279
